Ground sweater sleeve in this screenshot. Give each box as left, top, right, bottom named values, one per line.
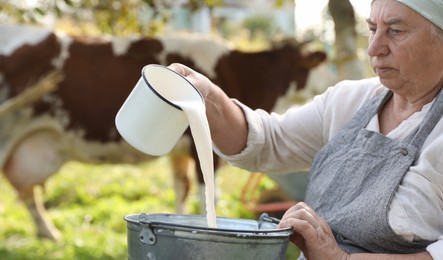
left=214, top=78, right=383, bottom=174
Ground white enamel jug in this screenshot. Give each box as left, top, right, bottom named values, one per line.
left=115, top=64, right=203, bottom=156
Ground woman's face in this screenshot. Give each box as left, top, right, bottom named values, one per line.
left=367, top=0, right=443, bottom=97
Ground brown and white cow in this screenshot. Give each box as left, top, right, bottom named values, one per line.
left=0, top=24, right=326, bottom=240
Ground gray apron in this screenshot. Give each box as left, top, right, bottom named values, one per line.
left=305, top=89, right=443, bottom=253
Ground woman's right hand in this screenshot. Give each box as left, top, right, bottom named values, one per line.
left=168, top=63, right=249, bottom=155
left=168, top=63, right=216, bottom=100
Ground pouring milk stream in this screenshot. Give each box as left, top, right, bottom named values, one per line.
left=176, top=101, right=217, bottom=228
left=115, top=64, right=217, bottom=228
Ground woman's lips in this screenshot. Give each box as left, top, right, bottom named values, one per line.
left=375, top=67, right=395, bottom=76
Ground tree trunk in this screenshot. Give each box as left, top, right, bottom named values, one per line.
left=328, top=0, right=363, bottom=80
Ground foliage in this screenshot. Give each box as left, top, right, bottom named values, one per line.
left=0, top=0, right=225, bottom=36
left=275, top=0, right=294, bottom=8
left=0, top=0, right=294, bottom=37
left=0, top=159, right=300, bottom=259
left=187, top=0, right=224, bottom=12
left=0, top=0, right=171, bottom=36
left=242, top=15, right=275, bottom=40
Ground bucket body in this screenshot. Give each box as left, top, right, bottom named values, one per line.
left=115, top=64, right=203, bottom=156
left=124, top=213, right=292, bottom=260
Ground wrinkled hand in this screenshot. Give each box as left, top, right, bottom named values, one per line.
left=168, top=63, right=215, bottom=100
left=277, top=202, right=349, bottom=260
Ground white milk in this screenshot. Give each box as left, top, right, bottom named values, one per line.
left=176, top=100, right=217, bottom=228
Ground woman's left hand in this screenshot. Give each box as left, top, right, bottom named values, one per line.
left=277, top=202, right=349, bottom=260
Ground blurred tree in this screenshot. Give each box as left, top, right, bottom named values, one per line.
left=328, top=0, right=364, bottom=79
left=0, top=0, right=229, bottom=36
left=0, top=0, right=295, bottom=36
left=0, top=0, right=174, bottom=36
left=243, top=15, right=274, bottom=40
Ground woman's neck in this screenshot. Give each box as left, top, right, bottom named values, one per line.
left=378, top=88, right=441, bottom=135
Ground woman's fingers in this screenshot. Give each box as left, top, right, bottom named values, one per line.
left=278, top=202, right=347, bottom=260
left=278, top=202, right=335, bottom=244
left=168, top=63, right=192, bottom=77
left=279, top=203, right=323, bottom=240
left=168, top=63, right=212, bottom=98
left=279, top=202, right=320, bottom=227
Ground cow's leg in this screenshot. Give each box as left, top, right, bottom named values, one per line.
left=17, top=186, right=61, bottom=240
left=3, top=130, right=64, bottom=240
left=169, top=154, right=193, bottom=214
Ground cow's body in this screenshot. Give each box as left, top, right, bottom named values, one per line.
left=0, top=24, right=326, bottom=240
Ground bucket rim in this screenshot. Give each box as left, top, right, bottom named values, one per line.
left=124, top=213, right=292, bottom=237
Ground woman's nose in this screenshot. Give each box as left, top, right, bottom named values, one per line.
left=367, top=32, right=390, bottom=57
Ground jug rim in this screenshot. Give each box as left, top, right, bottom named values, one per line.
left=141, top=64, right=204, bottom=111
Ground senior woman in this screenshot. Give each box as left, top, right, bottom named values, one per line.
left=169, top=0, right=443, bottom=259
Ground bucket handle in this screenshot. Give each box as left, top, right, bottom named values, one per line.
left=258, top=213, right=281, bottom=230
left=138, top=213, right=157, bottom=245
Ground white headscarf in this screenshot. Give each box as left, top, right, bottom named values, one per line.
left=395, top=0, right=443, bottom=30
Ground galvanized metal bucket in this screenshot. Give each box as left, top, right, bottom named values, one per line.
left=124, top=213, right=292, bottom=260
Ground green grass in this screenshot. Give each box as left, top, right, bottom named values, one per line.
left=0, top=158, right=300, bottom=259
